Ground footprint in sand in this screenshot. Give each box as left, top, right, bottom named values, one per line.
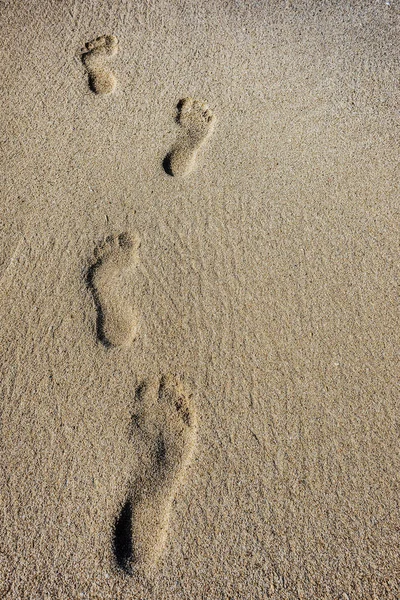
left=113, top=375, right=197, bottom=574
left=87, top=233, right=140, bottom=348
left=81, top=35, right=119, bottom=95
left=164, top=98, right=216, bottom=177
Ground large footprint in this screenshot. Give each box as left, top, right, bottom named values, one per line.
left=87, top=233, right=140, bottom=348
left=81, top=35, right=119, bottom=95
left=113, top=375, right=197, bottom=574
left=165, top=98, right=216, bottom=177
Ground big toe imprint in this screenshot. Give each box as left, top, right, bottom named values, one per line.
left=87, top=233, right=140, bottom=348
left=113, top=375, right=197, bottom=574
left=165, top=98, right=216, bottom=177
left=81, top=35, right=119, bottom=95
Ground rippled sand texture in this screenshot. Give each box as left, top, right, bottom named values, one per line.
left=0, top=1, right=399, bottom=598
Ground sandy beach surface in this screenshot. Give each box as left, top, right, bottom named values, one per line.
left=1, top=1, right=399, bottom=598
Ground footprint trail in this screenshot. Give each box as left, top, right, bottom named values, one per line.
left=165, top=98, right=216, bottom=177
left=88, top=233, right=139, bottom=348
left=113, top=375, right=197, bottom=574
left=81, top=35, right=119, bottom=95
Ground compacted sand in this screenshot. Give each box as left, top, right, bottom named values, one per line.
left=0, top=1, right=399, bottom=598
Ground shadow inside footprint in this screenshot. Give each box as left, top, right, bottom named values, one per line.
left=88, top=73, right=101, bottom=95
left=113, top=496, right=133, bottom=573
left=162, top=153, right=173, bottom=176
left=86, top=263, right=109, bottom=348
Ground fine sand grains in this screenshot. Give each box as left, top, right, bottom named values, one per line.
left=81, top=35, right=119, bottom=95
left=165, top=98, right=216, bottom=177
left=2, top=1, right=399, bottom=597
left=113, top=375, right=197, bottom=575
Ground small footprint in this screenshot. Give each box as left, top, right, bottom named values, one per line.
left=81, top=35, right=119, bottom=95
left=164, top=98, right=216, bottom=177
left=87, top=233, right=140, bottom=348
left=113, top=375, right=197, bottom=574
